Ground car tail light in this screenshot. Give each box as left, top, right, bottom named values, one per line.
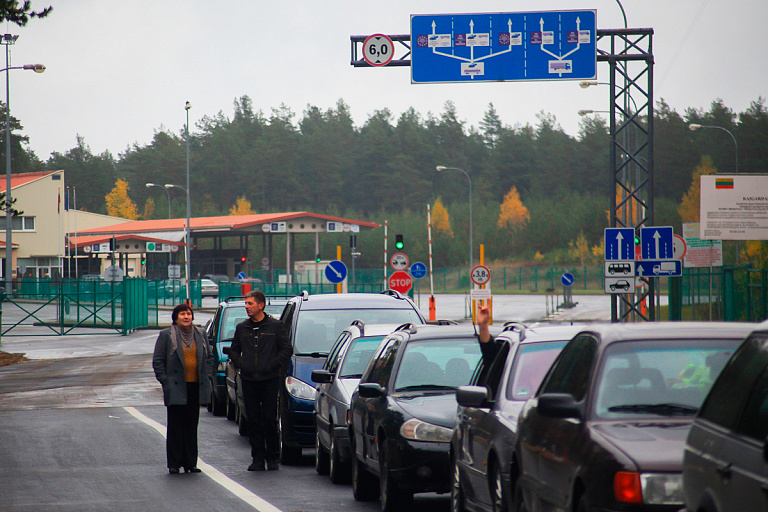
left=614, top=471, right=642, bottom=504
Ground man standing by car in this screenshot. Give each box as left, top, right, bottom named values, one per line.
left=229, top=290, right=292, bottom=471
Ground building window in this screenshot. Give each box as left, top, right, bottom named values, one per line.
left=0, top=216, right=35, bottom=231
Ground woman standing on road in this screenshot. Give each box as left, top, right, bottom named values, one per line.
left=152, top=303, right=213, bottom=474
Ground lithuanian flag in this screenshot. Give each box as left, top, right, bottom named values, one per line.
left=715, top=178, right=734, bottom=189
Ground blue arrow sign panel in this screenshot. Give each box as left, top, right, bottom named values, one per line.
left=635, top=260, right=682, bottom=277
left=324, top=260, right=348, bottom=284
left=411, top=10, right=596, bottom=84
left=641, top=226, right=674, bottom=260
left=561, top=272, right=575, bottom=287
left=604, top=228, right=635, bottom=261
left=410, top=262, right=428, bottom=279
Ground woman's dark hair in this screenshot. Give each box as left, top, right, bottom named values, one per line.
left=171, top=303, right=194, bottom=324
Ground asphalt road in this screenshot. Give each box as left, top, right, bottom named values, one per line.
left=0, top=293, right=615, bottom=511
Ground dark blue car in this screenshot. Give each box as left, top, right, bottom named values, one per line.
left=277, top=290, right=425, bottom=464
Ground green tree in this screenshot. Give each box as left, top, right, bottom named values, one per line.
left=47, top=136, right=116, bottom=213
left=678, top=155, right=716, bottom=223
left=0, top=1, right=52, bottom=25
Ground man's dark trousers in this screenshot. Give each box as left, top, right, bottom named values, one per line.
left=241, top=377, right=280, bottom=464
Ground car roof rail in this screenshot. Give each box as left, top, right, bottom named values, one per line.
left=394, top=322, right=418, bottom=334
left=426, top=319, right=459, bottom=325
left=225, top=296, right=246, bottom=303
left=300, top=290, right=310, bottom=301
left=501, top=321, right=527, bottom=341
left=350, top=319, right=365, bottom=335
left=381, top=289, right=404, bottom=299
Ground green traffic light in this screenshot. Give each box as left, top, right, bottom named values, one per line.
left=395, top=234, right=404, bottom=250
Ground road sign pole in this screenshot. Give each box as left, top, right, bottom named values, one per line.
left=337, top=246, right=342, bottom=294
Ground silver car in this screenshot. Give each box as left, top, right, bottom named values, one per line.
left=312, top=320, right=401, bottom=483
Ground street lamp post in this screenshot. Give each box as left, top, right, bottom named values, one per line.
left=184, top=102, right=192, bottom=305
left=689, top=124, right=738, bottom=173
left=436, top=166, right=473, bottom=267
left=145, top=183, right=172, bottom=219
left=2, top=33, right=45, bottom=295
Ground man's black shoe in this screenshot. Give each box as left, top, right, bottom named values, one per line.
left=248, top=460, right=265, bottom=471
left=266, top=460, right=279, bottom=471
left=185, top=467, right=202, bottom=473
left=169, top=467, right=180, bottom=474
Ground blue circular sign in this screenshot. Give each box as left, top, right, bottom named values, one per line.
left=237, top=271, right=247, bottom=280
left=561, top=272, right=575, bottom=287
left=324, top=260, right=348, bottom=284
left=410, top=262, right=427, bottom=280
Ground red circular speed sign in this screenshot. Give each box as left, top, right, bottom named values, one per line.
left=388, top=270, right=412, bottom=294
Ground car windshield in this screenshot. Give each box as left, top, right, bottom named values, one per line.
left=220, top=306, right=249, bottom=341
left=294, top=309, right=421, bottom=355
left=507, top=341, right=568, bottom=401
left=339, top=336, right=386, bottom=378
left=394, top=337, right=482, bottom=392
left=594, top=338, right=739, bottom=419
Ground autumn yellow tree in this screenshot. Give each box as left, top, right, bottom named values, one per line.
left=105, top=179, right=139, bottom=219
left=679, top=155, right=717, bottom=222
left=229, top=196, right=256, bottom=215
left=568, top=232, right=591, bottom=265
left=432, top=197, right=453, bottom=237
left=142, top=197, right=156, bottom=220
left=497, top=186, right=530, bottom=244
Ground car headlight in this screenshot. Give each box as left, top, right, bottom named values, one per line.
left=614, top=471, right=682, bottom=505
left=285, top=376, right=316, bottom=400
left=400, top=418, right=452, bottom=442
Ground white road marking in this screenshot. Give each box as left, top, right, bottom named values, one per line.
left=123, top=406, right=283, bottom=512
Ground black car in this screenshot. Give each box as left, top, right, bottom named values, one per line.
left=513, top=322, right=754, bottom=512
left=277, top=290, right=425, bottom=464
left=349, top=323, right=492, bottom=511
left=451, top=323, right=584, bottom=512
left=682, top=319, right=768, bottom=512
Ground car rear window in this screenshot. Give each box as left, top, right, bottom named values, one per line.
left=294, top=309, right=421, bottom=355
left=507, top=341, right=568, bottom=401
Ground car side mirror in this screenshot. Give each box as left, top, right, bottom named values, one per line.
left=537, top=393, right=583, bottom=420
left=357, top=383, right=385, bottom=399
left=222, top=346, right=231, bottom=355
left=456, top=385, right=494, bottom=408
left=312, top=369, right=334, bottom=384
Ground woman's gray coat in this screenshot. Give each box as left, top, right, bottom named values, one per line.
left=152, top=326, right=214, bottom=406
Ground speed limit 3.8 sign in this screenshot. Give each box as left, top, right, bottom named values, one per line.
left=363, top=34, right=394, bottom=66
left=471, top=265, right=491, bottom=286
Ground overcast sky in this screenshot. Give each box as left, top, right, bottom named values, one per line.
left=7, top=0, right=767, bottom=161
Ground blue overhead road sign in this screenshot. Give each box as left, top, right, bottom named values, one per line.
left=636, top=260, right=682, bottom=277
left=604, top=228, right=635, bottom=261
left=324, top=260, right=348, bottom=284
left=641, top=226, right=674, bottom=260
left=411, top=10, right=596, bottom=84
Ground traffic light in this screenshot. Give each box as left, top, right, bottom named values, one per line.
left=109, top=236, right=116, bottom=251
left=316, top=253, right=321, bottom=263
left=395, top=234, right=404, bottom=250
left=240, top=256, right=247, bottom=263
left=350, top=234, right=357, bottom=248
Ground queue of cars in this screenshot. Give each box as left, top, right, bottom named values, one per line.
left=204, top=292, right=768, bottom=512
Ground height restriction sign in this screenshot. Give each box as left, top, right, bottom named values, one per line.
left=363, top=34, right=394, bottom=66
left=471, top=265, right=491, bottom=286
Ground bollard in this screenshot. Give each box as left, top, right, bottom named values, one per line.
left=429, top=295, right=436, bottom=321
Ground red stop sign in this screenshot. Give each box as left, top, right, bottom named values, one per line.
left=388, top=270, right=412, bottom=294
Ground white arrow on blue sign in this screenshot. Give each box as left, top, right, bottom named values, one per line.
left=324, top=260, right=348, bottom=284
left=636, top=260, right=682, bottom=277
left=561, top=272, right=575, bottom=287
left=604, top=228, right=635, bottom=261
left=640, top=226, right=674, bottom=260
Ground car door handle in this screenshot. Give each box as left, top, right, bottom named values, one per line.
left=715, top=463, right=732, bottom=479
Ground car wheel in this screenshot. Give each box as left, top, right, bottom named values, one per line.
left=380, top=443, right=413, bottom=512
left=490, top=464, right=507, bottom=512
left=211, top=389, right=226, bottom=417
left=576, top=493, right=592, bottom=512
left=315, top=428, right=330, bottom=475
left=513, top=480, right=529, bottom=512
left=450, top=455, right=466, bottom=512
left=207, top=389, right=213, bottom=412
left=329, top=432, right=350, bottom=484
left=351, top=447, right=379, bottom=502
left=278, top=412, right=302, bottom=465
left=226, top=394, right=236, bottom=421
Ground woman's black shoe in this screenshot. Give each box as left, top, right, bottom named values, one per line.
left=185, top=467, right=202, bottom=473
left=169, top=467, right=180, bottom=474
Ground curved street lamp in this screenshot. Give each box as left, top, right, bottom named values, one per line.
left=145, top=183, right=172, bottom=219
left=689, top=123, right=738, bottom=173
left=436, top=165, right=473, bottom=268
left=3, top=33, right=46, bottom=293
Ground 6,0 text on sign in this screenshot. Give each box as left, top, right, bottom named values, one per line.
left=363, top=34, right=394, bottom=67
